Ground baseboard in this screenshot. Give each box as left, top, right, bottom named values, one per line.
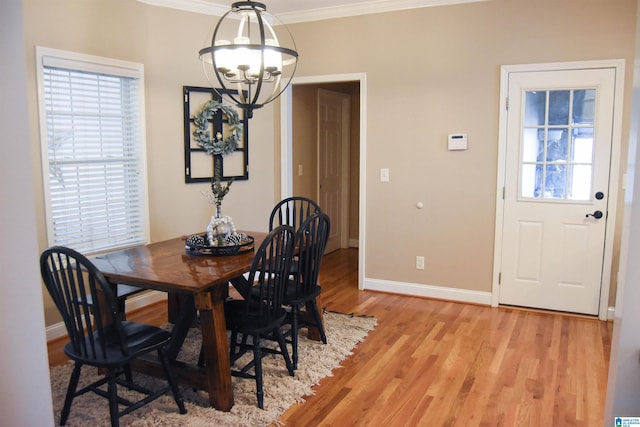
left=46, top=290, right=168, bottom=342
left=363, top=278, right=492, bottom=305
left=363, top=278, right=617, bottom=318
left=348, top=238, right=359, bottom=248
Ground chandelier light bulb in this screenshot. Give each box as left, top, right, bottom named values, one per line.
left=264, top=39, right=282, bottom=73
left=213, top=40, right=232, bottom=74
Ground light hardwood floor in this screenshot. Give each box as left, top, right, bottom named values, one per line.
left=47, top=248, right=613, bottom=426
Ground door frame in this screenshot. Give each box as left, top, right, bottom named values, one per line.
left=492, top=60, right=625, bottom=320
left=281, top=73, right=367, bottom=290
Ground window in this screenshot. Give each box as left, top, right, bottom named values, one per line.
left=36, top=47, right=149, bottom=254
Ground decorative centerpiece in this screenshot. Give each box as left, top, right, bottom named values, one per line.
left=185, top=100, right=253, bottom=256
left=203, top=172, right=236, bottom=246
left=185, top=232, right=253, bottom=256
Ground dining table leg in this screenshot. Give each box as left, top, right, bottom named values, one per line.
left=165, top=294, right=197, bottom=361
left=194, top=287, right=234, bottom=411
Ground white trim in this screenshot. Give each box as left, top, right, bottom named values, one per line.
left=349, top=238, right=359, bottom=248
left=45, top=291, right=167, bottom=341
left=271, top=0, right=491, bottom=24
left=135, top=0, right=491, bottom=23
left=281, top=73, right=367, bottom=290
left=491, top=66, right=509, bottom=308
left=493, top=59, right=625, bottom=321
left=280, top=88, right=293, bottom=198
left=364, top=278, right=492, bottom=306
left=136, top=0, right=229, bottom=16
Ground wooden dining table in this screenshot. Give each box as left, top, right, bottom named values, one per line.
left=91, top=232, right=267, bottom=411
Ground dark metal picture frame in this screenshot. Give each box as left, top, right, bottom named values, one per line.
left=183, top=86, right=249, bottom=183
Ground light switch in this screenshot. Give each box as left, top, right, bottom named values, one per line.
left=380, top=168, right=390, bottom=182
left=298, top=164, right=303, bottom=176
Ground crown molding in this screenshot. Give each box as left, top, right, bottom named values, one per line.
left=276, top=0, right=490, bottom=24
left=136, top=0, right=490, bottom=23
left=136, top=0, right=228, bottom=16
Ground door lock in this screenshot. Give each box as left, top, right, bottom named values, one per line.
left=586, top=210, right=603, bottom=219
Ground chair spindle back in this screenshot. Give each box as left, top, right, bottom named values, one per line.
left=40, top=246, right=126, bottom=361
left=268, top=196, right=322, bottom=231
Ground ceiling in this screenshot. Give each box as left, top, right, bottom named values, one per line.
left=136, top=0, right=489, bottom=24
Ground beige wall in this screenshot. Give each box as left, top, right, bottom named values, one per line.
left=286, top=0, right=637, bottom=297
left=23, top=0, right=637, bottom=326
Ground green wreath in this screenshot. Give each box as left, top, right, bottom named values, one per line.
left=193, top=100, right=243, bottom=156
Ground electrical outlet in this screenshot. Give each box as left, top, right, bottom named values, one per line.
left=416, top=256, right=425, bottom=270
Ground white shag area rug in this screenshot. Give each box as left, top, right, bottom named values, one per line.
left=49, top=312, right=376, bottom=426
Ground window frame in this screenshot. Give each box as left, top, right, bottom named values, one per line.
left=35, top=46, right=150, bottom=255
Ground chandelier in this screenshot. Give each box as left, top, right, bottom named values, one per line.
left=199, top=1, right=298, bottom=118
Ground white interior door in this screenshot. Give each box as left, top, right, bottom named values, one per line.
left=318, top=89, right=350, bottom=253
left=499, top=67, right=616, bottom=315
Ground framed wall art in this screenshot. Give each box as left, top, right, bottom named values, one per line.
left=183, top=85, right=249, bottom=183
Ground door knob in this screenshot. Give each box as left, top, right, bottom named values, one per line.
left=586, top=210, right=603, bottom=219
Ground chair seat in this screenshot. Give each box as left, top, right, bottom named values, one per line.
left=249, top=280, right=321, bottom=304
left=283, top=283, right=321, bottom=306
left=224, top=299, right=287, bottom=335
left=64, top=321, right=172, bottom=367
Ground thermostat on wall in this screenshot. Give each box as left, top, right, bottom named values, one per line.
left=448, top=133, right=468, bottom=150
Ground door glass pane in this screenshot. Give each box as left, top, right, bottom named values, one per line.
left=573, top=89, right=595, bottom=125
left=569, top=164, right=592, bottom=201
left=549, top=90, right=570, bottom=125
left=545, top=164, right=566, bottom=198
left=522, top=128, right=543, bottom=162
left=546, top=128, right=568, bottom=162
left=524, top=91, right=546, bottom=126
left=572, top=128, right=594, bottom=163
left=521, top=164, right=538, bottom=198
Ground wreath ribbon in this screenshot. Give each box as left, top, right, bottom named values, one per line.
left=193, top=100, right=243, bottom=156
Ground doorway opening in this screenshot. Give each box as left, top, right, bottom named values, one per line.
left=281, top=73, right=367, bottom=290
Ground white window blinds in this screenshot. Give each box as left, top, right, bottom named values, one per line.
left=37, top=48, right=149, bottom=254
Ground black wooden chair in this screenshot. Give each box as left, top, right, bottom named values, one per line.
left=268, top=196, right=322, bottom=231
left=224, top=225, right=296, bottom=409
left=40, top=246, right=187, bottom=427
left=284, top=212, right=330, bottom=369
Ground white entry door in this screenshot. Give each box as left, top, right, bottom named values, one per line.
left=498, top=67, right=617, bottom=315
left=317, top=89, right=350, bottom=253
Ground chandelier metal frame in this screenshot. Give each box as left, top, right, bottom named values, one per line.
left=199, top=1, right=298, bottom=118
